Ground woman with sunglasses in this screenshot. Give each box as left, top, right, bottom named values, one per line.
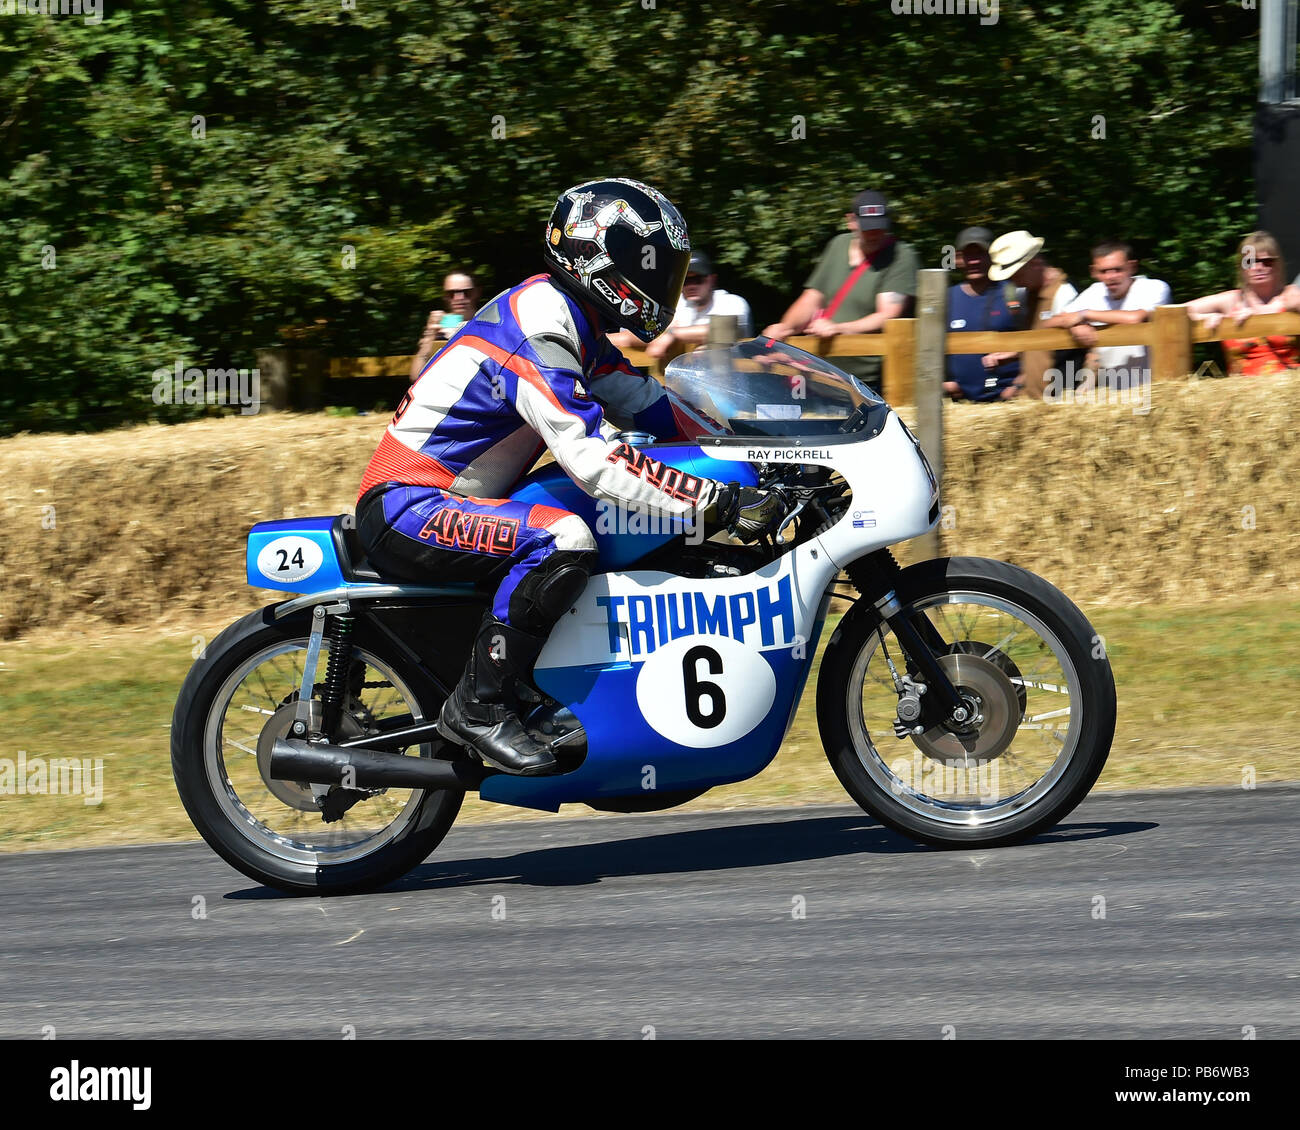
left=1186, top=232, right=1299, bottom=376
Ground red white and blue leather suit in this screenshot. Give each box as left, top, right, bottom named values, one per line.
left=356, top=273, right=723, bottom=633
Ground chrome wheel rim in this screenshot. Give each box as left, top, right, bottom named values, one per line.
left=847, top=591, right=1082, bottom=827
left=203, top=639, right=433, bottom=865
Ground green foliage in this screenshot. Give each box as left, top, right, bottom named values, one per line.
left=0, top=0, right=1260, bottom=432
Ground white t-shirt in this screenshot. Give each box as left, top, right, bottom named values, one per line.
left=1016, top=281, right=1079, bottom=319
left=1049, top=281, right=1079, bottom=317
left=670, top=287, right=753, bottom=336
left=1061, top=275, right=1172, bottom=380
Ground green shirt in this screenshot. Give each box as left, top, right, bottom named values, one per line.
left=804, top=233, right=919, bottom=387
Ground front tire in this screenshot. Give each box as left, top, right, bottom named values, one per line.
left=171, top=606, right=463, bottom=894
left=817, top=557, right=1116, bottom=848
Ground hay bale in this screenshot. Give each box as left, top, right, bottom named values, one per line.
left=1, top=378, right=1297, bottom=640
left=0, top=415, right=388, bottom=639
left=935, top=377, right=1300, bottom=604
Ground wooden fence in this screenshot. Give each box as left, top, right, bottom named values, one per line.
left=259, top=306, right=1300, bottom=411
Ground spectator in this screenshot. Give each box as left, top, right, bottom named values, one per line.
left=651, top=250, right=753, bottom=360
left=410, top=271, right=482, bottom=381
left=1286, top=269, right=1300, bottom=312
left=987, top=229, right=1081, bottom=397
left=1045, top=240, right=1171, bottom=392
left=609, top=249, right=753, bottom=361
left=1185, top=232, right=1299, bottom=376
left=763, top=189, right=919, bottom=392
left=943, top=227, right=1022, bottom=401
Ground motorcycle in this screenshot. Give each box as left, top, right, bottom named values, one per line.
left=171, top=338, right=1116, bottom=895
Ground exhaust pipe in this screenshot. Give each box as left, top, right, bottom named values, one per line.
left=270, top=738, right=490, bottom=791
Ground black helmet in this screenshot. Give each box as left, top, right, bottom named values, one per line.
left=542, top=178, right=690, bottom=343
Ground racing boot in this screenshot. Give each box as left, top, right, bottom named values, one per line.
left=437, top=616, right=558, bottom=776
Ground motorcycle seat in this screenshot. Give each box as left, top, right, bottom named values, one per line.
left=331, top=515, right=384, bottom=583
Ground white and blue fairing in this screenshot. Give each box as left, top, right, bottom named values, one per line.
left=482, top=548, right=837, bottom=808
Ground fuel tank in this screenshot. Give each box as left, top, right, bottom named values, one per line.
left=510, top=444, right=758, bottom=570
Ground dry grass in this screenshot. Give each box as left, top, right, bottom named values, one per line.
left=938, top=380, right=1299, bottom=604
left=2, top=596, right=1297, bottom=853
left=3, top=377, right=1295, bottom=642
left=4, top=379, right=1295, bottom=854
left=0, top=414, right=387, bottom=640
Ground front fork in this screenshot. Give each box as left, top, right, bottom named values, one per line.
left=845, top=550, right=966, bottom=725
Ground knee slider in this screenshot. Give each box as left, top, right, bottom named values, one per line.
left=538, top=561, right=591, bottom=615
left=509, top=550, right=595, bottom=633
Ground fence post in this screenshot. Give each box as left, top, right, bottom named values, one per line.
left=882, top=318, right=915, bottom=406
left=913, top=270, right=947, bottom=561
left=296, top=349, right=325, bottom=411
left=708, top=314, right=738, bottom=347
left=1151, top=304, right=1192, bottom=383
left=256, top=348, right=291, bottom=413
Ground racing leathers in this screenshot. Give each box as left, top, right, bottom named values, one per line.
left=355, top=273, right=728, bottom=775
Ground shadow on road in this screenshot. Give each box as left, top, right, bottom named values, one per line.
left=223, top=811, right=1157, bottom=898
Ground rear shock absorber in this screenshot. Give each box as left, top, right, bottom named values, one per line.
left=320, top=614, right=355, bottom=740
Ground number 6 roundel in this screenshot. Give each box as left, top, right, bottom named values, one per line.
left=633, top=634, right=777, bottom=748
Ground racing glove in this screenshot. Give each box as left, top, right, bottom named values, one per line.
left=703, top=482, right=789, bottom=542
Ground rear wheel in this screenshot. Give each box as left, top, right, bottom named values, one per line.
left=171, top=607, right=463, bottom=894
left=817, top=557, right=1116, bottom=847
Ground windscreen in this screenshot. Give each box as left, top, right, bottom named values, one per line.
left=661, top=338, right=884, bottom=437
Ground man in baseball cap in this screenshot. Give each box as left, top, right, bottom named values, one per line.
left=944, top=225, right=1021, bottom=401
left=956, top=226, right=993, bottom=253
left=954, top=227, right=996, bottom=296
left=851, top=190, right=891, bottom=231
left=635, top=247, right=754, bottom=361
left=762, top=189, right=918, bottom=392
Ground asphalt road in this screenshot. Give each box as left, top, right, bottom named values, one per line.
left=2, top=785, right=1297, bottom=1039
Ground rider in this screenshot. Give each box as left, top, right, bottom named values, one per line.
left=355, top=178, right=784, bottom=778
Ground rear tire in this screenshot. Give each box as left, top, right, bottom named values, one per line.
left=817, top=557, right=1116, bottom=848
left=171, top=606, right=463, bottom=895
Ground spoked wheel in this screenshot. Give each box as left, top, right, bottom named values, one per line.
left=818, top=557, right=1116, bottom=847
left=172, top=607, right=463, bottom=894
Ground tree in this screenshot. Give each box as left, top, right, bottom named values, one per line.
left=0, top=0, right=1260, bottom=432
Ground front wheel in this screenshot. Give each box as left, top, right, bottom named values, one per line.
left=817, top=557, right=1116, bottom=848
left=171, top=606, right=463, bottom=894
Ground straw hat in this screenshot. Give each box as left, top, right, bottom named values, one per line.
left=988, top=230, right=1045, bottom=281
